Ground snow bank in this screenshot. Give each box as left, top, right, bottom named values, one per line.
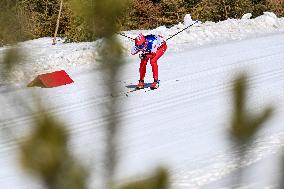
left=0, top=12, right=284, bottom=84
left=0, top=38, right=102, bottom=85
left=121, top=12, right=284, bottom=51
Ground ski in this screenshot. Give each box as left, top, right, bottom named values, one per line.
left=124, top=87, right=157, bottom=97
left=111, top=83, right=158, bottom=98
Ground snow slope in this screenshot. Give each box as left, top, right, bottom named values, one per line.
left=0, top=12, right=284, bottom=85
left=1, top=12, right=284, bottom=189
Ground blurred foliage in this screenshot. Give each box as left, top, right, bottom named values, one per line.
left=280, top=151, right=284, bottom=189
left=72, top=0, right=129, bottom=37
left=228, top=73, right=274, bottom=188
left=1, top=47, right=23, bottom=73
left=0, top=1, right=25, bottom=79
left=68, top=1, right=171, bottom=189
left=117, top=167, right=169, bottom=189
left=70, top=0, right=130, bottom=187
left=19, top=110, right=88, bottom=189
left=1, top=5, right=89, bottom=188
left=229, top=74, right=274, bottom=145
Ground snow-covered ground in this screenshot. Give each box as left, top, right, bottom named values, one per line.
left=1, top=12, right=284, bottom=189
left=1, top=12, right=283, bottom=85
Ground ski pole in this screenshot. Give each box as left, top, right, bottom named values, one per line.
left=116, top=32, right=135, bottom=41
left=166, top=20, right=199, bottom=41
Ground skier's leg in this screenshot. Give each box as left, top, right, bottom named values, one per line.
left=150, top=44, right=167, bottom=81
left=153, top=43, right=167, bottom=61
left=139, top=58, right=148, bottom=81
left=150, top=61, right=158, bottom=80
left=149, top=60, right=159, bottom=89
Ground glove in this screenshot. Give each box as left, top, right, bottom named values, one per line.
left=139, top=53, right=147, bottom=59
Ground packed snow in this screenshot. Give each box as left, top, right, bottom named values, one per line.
left=1, top=12, right=284, bottom=189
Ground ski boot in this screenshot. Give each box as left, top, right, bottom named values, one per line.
left=150, top=79, right=159, bottom=90
left=136, top=80, right=145, bottom=89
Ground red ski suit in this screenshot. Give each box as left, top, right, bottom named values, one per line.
left=131, top=35, right=167, bottom=81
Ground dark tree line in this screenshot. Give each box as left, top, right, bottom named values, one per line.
left=0, top=0, right=283, bottom=44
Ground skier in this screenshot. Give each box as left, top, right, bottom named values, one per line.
left=131, top=33, right=167, bottom=89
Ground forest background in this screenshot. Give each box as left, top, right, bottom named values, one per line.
left=1, top=0, right=284, bottom=46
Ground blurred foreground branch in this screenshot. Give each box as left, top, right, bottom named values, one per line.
left=228, top=73, right=274, bottom=188
left=19, top=110, right=88, bottom=189
left=117, top=167, right=169, bottom=189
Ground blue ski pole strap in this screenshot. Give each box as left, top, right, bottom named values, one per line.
left=166, top=20, right=199, bottom=41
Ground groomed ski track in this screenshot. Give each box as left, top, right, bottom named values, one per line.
left=1, top=33, right=284, bottom=189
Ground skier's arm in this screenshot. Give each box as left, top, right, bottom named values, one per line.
left=131, top=46, right=140, bottom=55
